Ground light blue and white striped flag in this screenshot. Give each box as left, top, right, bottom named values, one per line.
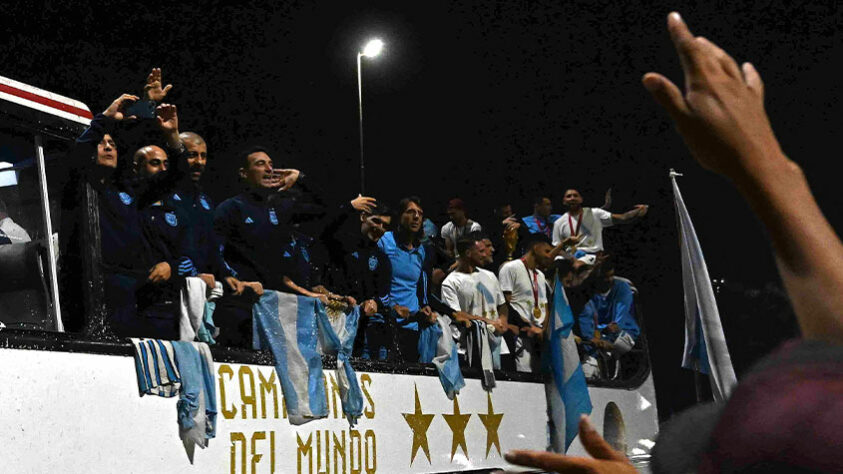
left=253, top=291, right=364, bottom=426
left=671, top=170, right=737, bottom=402
left=130, top=338, right=182, bottom=398
left=545, top=276, right=592, bottom=453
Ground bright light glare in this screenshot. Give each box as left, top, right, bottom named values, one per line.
left=362, top=39, right=384, bottom=58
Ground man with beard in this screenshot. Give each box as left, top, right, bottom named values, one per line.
left=552, top=188, right=648, bottom=255
left=59, top=93, right=186, bottom=336
left=441, top=236, right=509, bottom=369
left=377, top=196, right=470, bottom=362
left=498, top=234, right=555, bottom=372
left=133, top=145, right=185, bottom=338
left=165, top=132, right=232, bottom=289
left=319, top=199, right=393, bottom=359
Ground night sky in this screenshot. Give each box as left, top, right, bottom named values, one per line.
left=2, top=1, right=839, bottom=419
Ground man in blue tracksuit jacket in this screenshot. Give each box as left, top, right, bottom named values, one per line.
left=212, top=146, right=328, bottom=348
left=59, top=94, right=187, bottom=337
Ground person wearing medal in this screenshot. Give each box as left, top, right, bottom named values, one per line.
left=552, top=188, right=648, bottom=255
left=498, top=233, right=555, bottom=372
left=519, top=196, right=561, bottom=240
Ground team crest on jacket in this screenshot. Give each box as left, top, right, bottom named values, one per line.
left=269, top=208, right=278, bottom=225
left=368, top=255, right=378, bottom=271
left=118, top=192, right=132, bottom=205
left=200, top=196, right=211, bottom=210
left=165, top=212, right=178, bottom=227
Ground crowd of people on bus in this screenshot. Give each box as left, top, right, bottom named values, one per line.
left=45, top=67, right=651, bottom=381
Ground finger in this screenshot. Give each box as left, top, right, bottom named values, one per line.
left=666, top=12, right=701, bottom=77
left=695, top=37, right=741, bottom=78
left=642, top=73, right=690, bottom=122
left=742, top=62, right=764, bottom=98
left=162, top=84, right=173, bottom=94
left=504, top=450, right=594, bottom=473
left=578, top=415, right=628, bottom=462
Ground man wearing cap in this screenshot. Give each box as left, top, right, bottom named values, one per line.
left=440, top=198, right=482, bottom=260
left=552, top=188, right=648, bottom=255
left=498, top=234, right=555, bottom=372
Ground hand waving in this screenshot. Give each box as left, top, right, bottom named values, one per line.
left=144, top=67, right=173, bottom=102
left=351, top=195, right=377, bottom=213
left=642, top=13, right=783, bottom=180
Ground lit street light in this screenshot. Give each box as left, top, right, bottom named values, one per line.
left=357, top=38, right=384, bottom=195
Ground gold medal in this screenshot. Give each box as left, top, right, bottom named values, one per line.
left=533, top=305, right=542, bottom=320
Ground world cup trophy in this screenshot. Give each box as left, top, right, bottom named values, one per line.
left=503, top=225, right=518, bottom=260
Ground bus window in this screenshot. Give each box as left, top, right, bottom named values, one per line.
left=0, top=127, right=69, bottom=332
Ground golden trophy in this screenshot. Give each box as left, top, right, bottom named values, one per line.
left=504, top=226, right=519, bottom=260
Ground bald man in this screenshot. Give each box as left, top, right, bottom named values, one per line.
left=134, top=144, right=185, bottom=339
left=134, top=145, right=169, bottom=178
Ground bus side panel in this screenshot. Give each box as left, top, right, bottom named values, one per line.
left=569, top=376, right=659, bottom=463
left=0, top=348, right=548, bottom=473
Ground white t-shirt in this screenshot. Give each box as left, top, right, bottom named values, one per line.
left=441, top=268, right=506, bottom=321
left=552, top=207, right=613, bottom=253
left=440, top=220, right=482, bottom=256
left=498, top=260, right=549, bottom=327
left=0, top=217, right=31, bottom=244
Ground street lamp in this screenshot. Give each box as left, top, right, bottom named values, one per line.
left=357, top=38, right=384, bottom=195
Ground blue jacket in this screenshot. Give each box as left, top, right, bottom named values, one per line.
left=577, top=278, right=640, bottom=339
left=166, top=182, right=230, bottom=278
left=213, top=182, right=325, bottom=291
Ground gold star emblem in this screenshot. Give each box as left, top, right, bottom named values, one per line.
left=478, top=392, right=504, bottom=458
left=442, top=395, right=472, bottom=461
left=402, top=384, right=435, bottom=465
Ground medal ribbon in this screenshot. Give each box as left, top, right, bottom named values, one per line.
left=568, top=211, right=583, bottom=237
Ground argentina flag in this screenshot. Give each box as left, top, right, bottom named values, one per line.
left=545, top=276, right=592, bottom=453
left=671, top=170, right=737, bottom=402
left=253, top=291, right=364, bottom=426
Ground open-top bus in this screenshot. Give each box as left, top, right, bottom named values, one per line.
left=0, top=75, right=657, bottom=473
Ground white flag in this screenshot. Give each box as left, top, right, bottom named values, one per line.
left=671, top=170, right=737, bottom=402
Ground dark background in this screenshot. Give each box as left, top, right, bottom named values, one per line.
left=2, top=0, right=839, bottom=420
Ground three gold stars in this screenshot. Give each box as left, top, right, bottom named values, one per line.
left=403, top=387, right=505, bottom=464
left=477, top=392, right=504, bottom=458
left=442, top=396, right=472, bottom=461
left=402, top=384, right=435, bottom=465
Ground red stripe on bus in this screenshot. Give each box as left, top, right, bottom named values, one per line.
left=0, top=83, right=93, bottom=119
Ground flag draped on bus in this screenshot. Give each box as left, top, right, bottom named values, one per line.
left=545, top=276, right=592, bottom=452
left=253, top=291, right=364, bottom=426
left=671, top=170, right=737, bottom=402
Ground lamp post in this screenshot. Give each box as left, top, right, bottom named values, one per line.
left=357, top=38, right=383, bottom=195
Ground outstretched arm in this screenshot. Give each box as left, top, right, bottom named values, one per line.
left=610, top=204, right=648, bottom=224
left=643, top=13, right=843, bottom=342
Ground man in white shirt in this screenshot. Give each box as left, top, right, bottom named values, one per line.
left=441, top=235, right=509, bottom=369
left=552, top=189, right=648, bottom=254
left=440, top=198, right=482, bottom=260
left=498, top=234, right=554, bottom=372
left=0, top=200, right=32, bottom=245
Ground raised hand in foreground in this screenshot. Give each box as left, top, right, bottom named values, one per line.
left=501, top=415, right=635, bottom=473
left=644, top=12, right=843, bottom=342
